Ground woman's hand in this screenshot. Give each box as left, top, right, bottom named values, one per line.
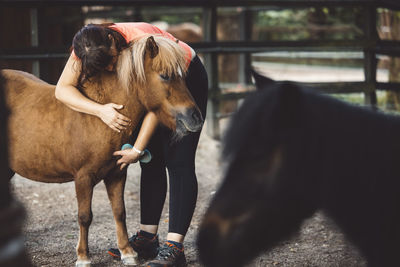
left=113, top=149, right=141, bottom=170
left=98, top=103, right=131, bottom=132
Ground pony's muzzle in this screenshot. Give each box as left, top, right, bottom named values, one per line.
left=176, top=107, right=204, bottom=133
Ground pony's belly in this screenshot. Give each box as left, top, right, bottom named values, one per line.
left=9, top=152, right=75, bottom=183
left=7, top=111, right=79, bottom=183
left=14, top=171, right=74, bottom=183
left=8, top=116, right=122, bottom=184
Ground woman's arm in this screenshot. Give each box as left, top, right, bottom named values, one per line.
left=55, top=55, right=131, bottom=132
left=113, top=112, right=159, bottom=169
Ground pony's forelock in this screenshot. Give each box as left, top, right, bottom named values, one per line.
left=118, top=35, right=187, bottom=90
left=149, top=35, right=187, bottom=80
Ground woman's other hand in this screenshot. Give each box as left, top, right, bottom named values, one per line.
left=113, top=149, right=141, bottom=170
left=98, top=103, right=131, bottom=132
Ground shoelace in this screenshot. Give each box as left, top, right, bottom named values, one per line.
left=157, top=243, right=181, bottom=260
left=129, top=233, right=150, bottom=246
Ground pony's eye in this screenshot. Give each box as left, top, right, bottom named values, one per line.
left=160, top=74, right=170, bottom=81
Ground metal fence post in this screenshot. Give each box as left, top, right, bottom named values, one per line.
left=203, top=5, right=221, bottom=140
left=239, top=7, right=253, bottom=84
left=30, top=8, right=39, bottom=78
left=363, top=5, right=378, bottom=106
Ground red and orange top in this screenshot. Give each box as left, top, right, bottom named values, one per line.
left=72, top=22, right=195, bottom=66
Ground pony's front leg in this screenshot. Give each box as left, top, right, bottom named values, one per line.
left=104, top=172, right=138, bottom=266
left=74, top=176, right=94, bottom=267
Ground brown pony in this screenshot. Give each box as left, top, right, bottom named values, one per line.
left=2, top=35, right=203, bottom=267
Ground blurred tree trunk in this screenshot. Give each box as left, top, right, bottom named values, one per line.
left=216, top=9, right=241, bottom=115
left=379, top=10, right=400, bottom=110
left=217, top=10, right=240, bottom=84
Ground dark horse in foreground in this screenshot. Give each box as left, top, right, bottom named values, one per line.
left=3, top=36, right=202, bottom=267
left=197, top=71, right=400, bottom=267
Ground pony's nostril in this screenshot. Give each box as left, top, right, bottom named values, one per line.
left=192, top=109, right=203, bottom=123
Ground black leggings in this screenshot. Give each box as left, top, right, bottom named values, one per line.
left=139, top=56, right=208, bottom=235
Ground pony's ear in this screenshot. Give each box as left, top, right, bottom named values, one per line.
left=251, top=69, right=275, bottom=90
left=145, top=36, right=159, bottom=58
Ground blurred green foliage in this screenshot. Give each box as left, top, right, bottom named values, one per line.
left=108, top=7, right=202, bottom=25
left=144, top=13, right=201, bottom=25
left=253, top=7, right=365, bottom=40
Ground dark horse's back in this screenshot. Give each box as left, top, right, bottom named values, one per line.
left=2, top=70, right=121, bottom=183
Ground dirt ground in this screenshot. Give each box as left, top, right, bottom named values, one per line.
left=11, top=125, right=367, bottom=267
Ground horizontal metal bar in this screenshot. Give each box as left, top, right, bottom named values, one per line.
left=209, top=82, right=378, bottom=101
left=193, top=40, right=400, bottom=54
left=3, top=39, right=400, bottom=59
left=213, top=81, right=400, bottom=101
left=0, top=53, right=69, bottom=60
left=377, top=82, right=400, bottom=92
left=376, top=40, right=400, bottom=56
left=1, top=0, right=399, bottom=15
left=1, top=0, right=395, bottom=8
left=193, top=40, right=369, bottom=53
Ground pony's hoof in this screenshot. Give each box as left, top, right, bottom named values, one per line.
left=121, top=255, right=139, bottom=266
left=75, top=260, right=91, bottom=267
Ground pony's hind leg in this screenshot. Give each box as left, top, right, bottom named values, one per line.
left=104, top=172, right=138, bottom=266
left=74, top=176, right=94, bottom=267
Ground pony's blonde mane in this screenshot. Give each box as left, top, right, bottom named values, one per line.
left=117, top=34, right=187, bottom=92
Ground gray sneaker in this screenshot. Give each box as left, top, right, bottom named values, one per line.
left=146, top=242, right=187, bottom=267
